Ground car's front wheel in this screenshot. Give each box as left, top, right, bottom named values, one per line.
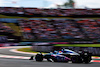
left=35, top=54, right=43, bottom=62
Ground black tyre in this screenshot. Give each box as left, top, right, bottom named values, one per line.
left=82, top=54, right=92, bottom=63
left=84, top=57, right=91, bottom=63
left=71, top=56, right=77, bottom=63
left=72, top=56, right=83, bottom=63
left=35, top=54, right=43, bottom=62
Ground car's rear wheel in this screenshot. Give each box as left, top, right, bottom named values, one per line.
left=83, top=56, right=91, bottom=63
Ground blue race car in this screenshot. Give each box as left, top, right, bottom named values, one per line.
left=34, top=49, right=92, bottom=63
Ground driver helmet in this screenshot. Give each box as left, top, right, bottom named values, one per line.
left=54, top=51, right=58, bottom=54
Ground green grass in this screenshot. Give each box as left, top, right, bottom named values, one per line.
left=17, top=48, right=47, bottom=54
left=0, top=14, right=100, bottom=19
left=54, top=44, right=100, bottom=47
left=0, top=14, right=28, bottom=19
left=2, top=23, right=21, bottom=36
left=7, top=23, right=21, bottom=36
left=93, top=56, right=100, bottom=57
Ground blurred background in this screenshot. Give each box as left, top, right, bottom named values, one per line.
left=0, top=0, right=100, bottom=55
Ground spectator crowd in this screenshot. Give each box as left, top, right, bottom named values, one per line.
left=19, top=19, right=100, bottom=40
left=1, top=7, right=100, bottom=17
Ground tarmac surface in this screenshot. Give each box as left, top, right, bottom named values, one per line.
left=0, top=46, right=99, bottom=67
left=0, top=58, right=100, bottom=67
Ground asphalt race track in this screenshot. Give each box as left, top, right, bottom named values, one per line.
left=0, top=46, right=100, bottom=67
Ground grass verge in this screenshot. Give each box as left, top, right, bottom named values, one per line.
left=17, top=48, right=47, bottom=54
left=54, top=44, right=100, bottom=47
left=0, top=14, right=100, bottom=19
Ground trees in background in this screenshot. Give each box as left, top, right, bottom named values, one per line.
left=57, top=0, right=75, bottom=8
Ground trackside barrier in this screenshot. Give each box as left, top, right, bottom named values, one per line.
left=0, top=43, right=19, bottom=47
left=0, top=18, right=18, bottom=23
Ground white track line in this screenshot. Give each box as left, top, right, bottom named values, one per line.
left=0, top=54, right=30, bottom=59
left=10, top=49, right=37, bottom=55
left=0, top=46, right=31, bottom=49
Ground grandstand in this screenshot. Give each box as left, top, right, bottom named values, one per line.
left=0, top=7, right=100, bottom=17
left=18, top=19, right=100, bottom=43
left=0, top=7, right=100, bottom=43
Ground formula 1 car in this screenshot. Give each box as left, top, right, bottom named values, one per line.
left=31, top=49, right=92, bottom=63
